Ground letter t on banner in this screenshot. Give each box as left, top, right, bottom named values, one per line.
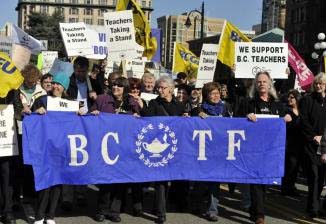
left=193, top=130, right=212, bottom=161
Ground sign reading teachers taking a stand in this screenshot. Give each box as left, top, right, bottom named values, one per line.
left=104, top=10, right=138, bottom=61
left=0, top=105, right=19, bottom=157
left=59, top=22, right=93, bottom=57
left=235, top=42, right=288, bottom=79
left=195, top=44, right=218, bottom=88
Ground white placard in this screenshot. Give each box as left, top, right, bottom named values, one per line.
left=104, top=60, right=120, bottom=79
left=86, top=25, right=108, bottom=59
left=47, top=96, right=79, bottom=112
left=255, top=114, right=280, bottom=118
left=235, top=42, right=288, bottom=79
left=59, top=22, right=93, bottom=57
left=126, top=59, right=146, bottom=79
left=104, top=10, right=138, bottom=61
left=195, top=44, right=218, bottom=88
left=140, top=93, right=158, bottom=102
left=49, top=58, right=74, bottom=77
left=41, top=51, right=58, bottom=75
left=0, top=36, right=13, bottom=57
left=0, top=105, right=19, bottom=157
left=40, top=40, right=48, bottom=51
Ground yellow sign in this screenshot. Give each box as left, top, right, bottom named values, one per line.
left=172, top=43, right=199, bottom=78
left=0, top=52, right=24, bottom=98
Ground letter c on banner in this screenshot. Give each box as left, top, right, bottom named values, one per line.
left=101, top=132, right=119, bottom=165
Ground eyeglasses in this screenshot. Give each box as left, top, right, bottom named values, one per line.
left=288, top=96, right=295, bottom=99
left=131, top=86, right=140, bottom=90
left=157, top=86, right=169, bottom=90
left=113, top=83, right=124, bottom=88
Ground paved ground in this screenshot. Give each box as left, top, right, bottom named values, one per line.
left=12, top=179, right=326, bottom=224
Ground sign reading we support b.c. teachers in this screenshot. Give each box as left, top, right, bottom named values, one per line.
left=235, top=42, right=288, bottom=79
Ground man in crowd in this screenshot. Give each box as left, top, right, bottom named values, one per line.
left=300, top=73, right=326, bottom=218
left=141, top=72, right=156, bottom=94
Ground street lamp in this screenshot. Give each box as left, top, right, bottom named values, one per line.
left=184, top=1, right=205, bottom=40
left=311, top=32, right=326, bottom=72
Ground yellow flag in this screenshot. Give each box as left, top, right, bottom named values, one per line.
left=116, top=0, right=157, bottom=60
left=172, top=43, right=199, bottom=78
left=217, top=21, right=251, bottom=68
left=0, top=52, right=24, bottom=98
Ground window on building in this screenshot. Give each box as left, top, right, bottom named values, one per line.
left=84, top=8, right=93, bottom=15
left=84, top=18, right=93, bottom=24
left=69, top=7, right=79, bottom=15
left=55, top=0, right=64, bottom=3
left=84, top=0, right=93, bottom=4
left=69, top=17, right=79, bottom=23
left=141, top=0, right=146, bottom=7
left=99, top=0, right=107, bottom=4
left=98, top=19, right=104, bottom=25
left=172, top=22, right=176, bottom=29
left=40, top=5, right=49, bottom=14
left=70, top=0, right=79, bottom=4
left=112, top=0, right=116, bottom=5
left=98, top=9, right=107, bottom=16
left=55, top=7, right=65, bottom=14
left=29, top=5, right=35, bottom=13
left=148, top=1, right=151, bottom=8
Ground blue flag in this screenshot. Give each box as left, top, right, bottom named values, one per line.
left=23, top=112, right=286, bottom=191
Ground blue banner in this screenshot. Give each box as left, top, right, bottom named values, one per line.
left=23, top=112, right=286, bottom=191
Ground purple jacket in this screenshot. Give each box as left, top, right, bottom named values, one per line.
left=90, top=94, right=140, bottom=114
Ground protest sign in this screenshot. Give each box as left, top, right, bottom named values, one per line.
left=0, top=105, right=19, bottom=157
left=38, top=51, right=58, bottom=75
left=23, top=112, right=286, bottom=191
left=49, top=58, right=74, bottom=77
left=47, top=97, right=79, bottom=112
left=59, top=22, right=93, bottom=57
left=104, top=10, right=138, bottom=61
left=235, top=42, right=288, bottom=79
left=86, top=25, right=108, bottom=59
left=140, top=92, right=158, bottom=102
left=0, top=36, right=13, bottom=57
left=104, top=60, right=120, bottom=79
left=287, top=40, right=314, bottom=90
left=195, top=44, right=218, bottom=88
left=126, top=58, right=146, bottom=79
left=11, top=44, right=31, bottom=71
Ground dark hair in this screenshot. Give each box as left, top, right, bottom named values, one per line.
left=287, top=89, right=301, bottom=103
left=202, top=82, right=221, bottom=102
left=73, top=56, right=89, bottom=69
left=21, top=64, right=42, bottom=82
left=113, top=77, right=130, bottom=96
left=128, top=78, right=141, bottom=90
left=41, top=73, right=53, bottom=83
left=92, top=64, right=100, bottom=72
left=177, top=72, right=187, bottom=80
left=177, top=84, right=191, bottom=96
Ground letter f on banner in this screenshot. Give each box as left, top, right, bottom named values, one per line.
left=68, top=135, right=89, bottom=166
left=226, top=130, right=246, bottom=160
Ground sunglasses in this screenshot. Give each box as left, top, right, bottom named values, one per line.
left=131, top=86, right=140, bottom=90
left=113, top=83, right=124, bottom=88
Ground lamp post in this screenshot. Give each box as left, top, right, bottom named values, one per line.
left=311, top=32, right=326, bottom=73
left=184, top=1, right=205, bottom=40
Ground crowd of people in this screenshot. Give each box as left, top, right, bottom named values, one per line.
left=0, top=56, right=326, bottom=224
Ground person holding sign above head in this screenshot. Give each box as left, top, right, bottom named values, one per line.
left=31, top=72, right=71, bottom=224
left=237, top=71, right=291, bottom=224
left=191, top=82, right=232, bottom=222
left=89, top=76, right=140, bottom=223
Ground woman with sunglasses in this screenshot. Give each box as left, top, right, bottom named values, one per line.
left=89, top=76, right=140, bottom=223
left=281, top=89, right=303, bottom=196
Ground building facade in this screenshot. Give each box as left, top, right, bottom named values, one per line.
left=157, top=14, right=224, bottom=69
left=16, top=0, right=153, bottom=30
left=261, top=0, right=286, bottom=33
left=285, top=0, right=326, bottom=73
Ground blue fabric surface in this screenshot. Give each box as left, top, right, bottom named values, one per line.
left=23, top=112, right=286, bottom=191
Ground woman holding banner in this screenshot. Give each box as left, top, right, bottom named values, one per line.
left=191, top=82, right=232, bottom=222
left=89, top=76, right=140, bottom=223
left=237, top=71, right=290, bottom=224
left=141, top=76, right=186, bottom=224
left=31, top=72, right=71, bottom=224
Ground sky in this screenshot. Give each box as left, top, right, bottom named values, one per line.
left=1, top=0, right=262, bottom=30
